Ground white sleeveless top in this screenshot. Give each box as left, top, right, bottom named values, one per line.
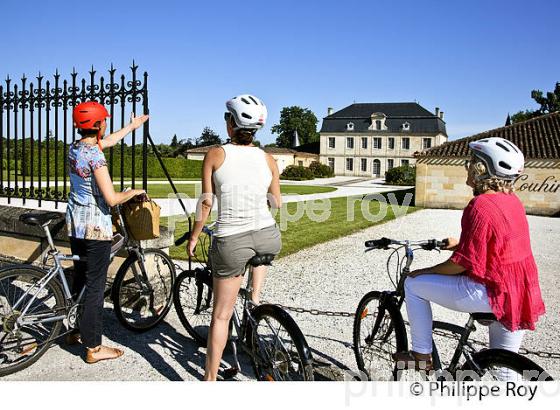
left=212, top=143, right=276, bottom=237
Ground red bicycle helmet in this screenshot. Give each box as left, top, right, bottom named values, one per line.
left=73, top=101, right=110, bottom=148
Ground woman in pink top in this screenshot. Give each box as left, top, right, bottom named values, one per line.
left=394, top=137, right=545, bottom=370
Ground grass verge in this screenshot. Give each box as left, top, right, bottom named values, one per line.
left=147, top=184, right=337, bottom=198
left=165, top=192, right=416, bottom=261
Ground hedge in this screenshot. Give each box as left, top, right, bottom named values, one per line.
left=13, top=149, right=203, bottom=180
left=385, top=165, right=416, bottom=186
left=281, top=161, right=334, bottom=181
left=308, top=161, right=334, bottom=178
left=280, top=165, right=315, bottom=180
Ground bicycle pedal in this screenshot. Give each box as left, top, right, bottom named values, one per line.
left=222, top=367, right=239, bottom=380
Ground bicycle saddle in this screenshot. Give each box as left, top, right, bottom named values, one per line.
left=19, top=211, right=63, bottom=227
left=471, top=312, right=497, bottom=324
left=247, top=253, right=275, bottom=267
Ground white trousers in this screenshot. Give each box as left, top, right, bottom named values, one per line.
left=404, top=274, right=525, bottom=355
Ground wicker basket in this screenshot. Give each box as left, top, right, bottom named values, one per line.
left=121, top=198, right=161, bottom=241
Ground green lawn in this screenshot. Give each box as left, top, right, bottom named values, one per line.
left=146, top=183, right=336, bottom=198
left=166, top=192, right=416, bottom=261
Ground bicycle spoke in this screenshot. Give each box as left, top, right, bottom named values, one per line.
left=173, top=269, right=213, bottom=344
left=0, top=268, right=63, bottom=375
left=115, top=251, right=174, bottom=330
left=252, top=313, right=306, bottom=381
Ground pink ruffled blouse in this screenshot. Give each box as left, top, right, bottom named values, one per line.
left=450, top=192, right=545, bottom=331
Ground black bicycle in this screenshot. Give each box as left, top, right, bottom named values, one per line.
left=353, top=237, right=553, bottom=381
left=172, top=224, right=314, bottom=381
left=0, top=207, right=175, bottom=376
left=110, top=204, right=175, bottom=331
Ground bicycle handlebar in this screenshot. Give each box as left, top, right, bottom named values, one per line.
left=364, top=237, right=392, bottom=249
left=364, top=237, right=449, bottom=250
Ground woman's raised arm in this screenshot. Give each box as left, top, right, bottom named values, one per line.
left=100, top=113, right=149, bottom=150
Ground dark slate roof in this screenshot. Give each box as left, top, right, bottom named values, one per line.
left=264, top=146, right=318, bottom=157
left=294, top=141, right=320, bottom=154
left=416, top=111, right=560, bottom=160
left=320, top=102, right=447, bottom=135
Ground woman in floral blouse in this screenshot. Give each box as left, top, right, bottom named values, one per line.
left=66, top=101, right=148, bottom=363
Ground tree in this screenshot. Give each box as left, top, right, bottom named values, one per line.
left=511, top=81, right=560, bottom=124
left=198, top=127, right=222, bottom=147
left=172, top=137, right=196, bottom=157
left=531, top=82, right=560, bottom=114
left=511, top=110, right=537, bottom=124
left=171, top=134, right=178, bottom=147
left=271, top=106, right=319, bottom=148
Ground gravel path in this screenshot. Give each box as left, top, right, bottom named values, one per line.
left=3, top=208, right=559, bottom=380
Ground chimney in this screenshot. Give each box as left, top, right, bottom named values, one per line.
left=327, top=107, right=334, bottom=116
left=435, top=107, right=440, bottom=117
left=439, top=111, right=444, bottom=120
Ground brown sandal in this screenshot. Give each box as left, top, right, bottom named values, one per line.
left=85, top=345, right=124, bottom=364
left=393, top=351, right=433, bottom=371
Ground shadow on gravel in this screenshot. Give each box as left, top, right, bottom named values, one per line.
left=304, top=333, right=353, bottom=381
left=56, top=308, right=344, bottom=381
left=58, top=308, right=206, bottom=381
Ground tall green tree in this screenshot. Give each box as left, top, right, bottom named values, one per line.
left=198, top=127, right=222, bottom=147
left=511, top=81, right=560, bottom=124
left=271, top=106, right=319, bottom=148
left=171, top=134, right=178, bottom=147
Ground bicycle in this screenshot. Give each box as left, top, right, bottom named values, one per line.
left=352, top=237, right=553, bottom=381
left=0, top=207, right=175, bottom=376
left=172, top=224, right=314, bottom=381
left=110, top=204, right=175, bottom=332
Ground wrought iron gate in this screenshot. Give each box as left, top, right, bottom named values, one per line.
left=0, top=62, right=149, bottom=208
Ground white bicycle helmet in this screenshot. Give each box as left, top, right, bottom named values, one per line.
left=225, top=94, right=267, bottom=130
left=468, top=137, right=524, bottom=180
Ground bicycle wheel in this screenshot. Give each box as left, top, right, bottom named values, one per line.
left=247, top=303, right=314, bottom=381
left=172, top=268, right=213, bottom=346
left=460, top=348, right=554, bottom=381
left=353, top=291, right=407, bottom=380
left=112, top=248, right=176, bottom=332
left=0, top=265, right=65, bottom=377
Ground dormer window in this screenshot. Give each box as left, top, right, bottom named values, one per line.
left=368, top=112, right=387, bottom=131
left=346, top=122, right=354, bottom=131
left=402, top=122, right=410, bottom=131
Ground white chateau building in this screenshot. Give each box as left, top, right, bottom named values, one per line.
left=319, top=102, right=447, bottom=177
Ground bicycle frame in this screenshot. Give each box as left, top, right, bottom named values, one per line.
left=11, top=232, right=86, bottom=329
left=12, top=209, right=129, bottom=330
left=187, top=223, right=298, bottom=377
left=432, top=316, right=484, bottom=377
left=367, top=239, right=492, bottom=377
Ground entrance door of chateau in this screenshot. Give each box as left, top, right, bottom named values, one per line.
left=372, top=159, right=381, bottom=177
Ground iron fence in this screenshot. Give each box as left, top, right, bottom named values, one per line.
left=0, top=62, right=149, bottom=208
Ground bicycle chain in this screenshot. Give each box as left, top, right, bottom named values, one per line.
left=270, top=302, right=560, bottom=360
left=266, top=302, right=355, bottom=318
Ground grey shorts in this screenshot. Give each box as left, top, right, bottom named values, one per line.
left=209, top=224, right=282, bottom=279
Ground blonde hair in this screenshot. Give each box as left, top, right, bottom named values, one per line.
left=470, top=155, right=515, bottom=195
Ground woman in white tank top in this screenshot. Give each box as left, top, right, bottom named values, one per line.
left=187, top=95, right=282, bottom=381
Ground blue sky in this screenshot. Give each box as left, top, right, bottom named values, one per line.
left=2, top=0, right=559, bottom=144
